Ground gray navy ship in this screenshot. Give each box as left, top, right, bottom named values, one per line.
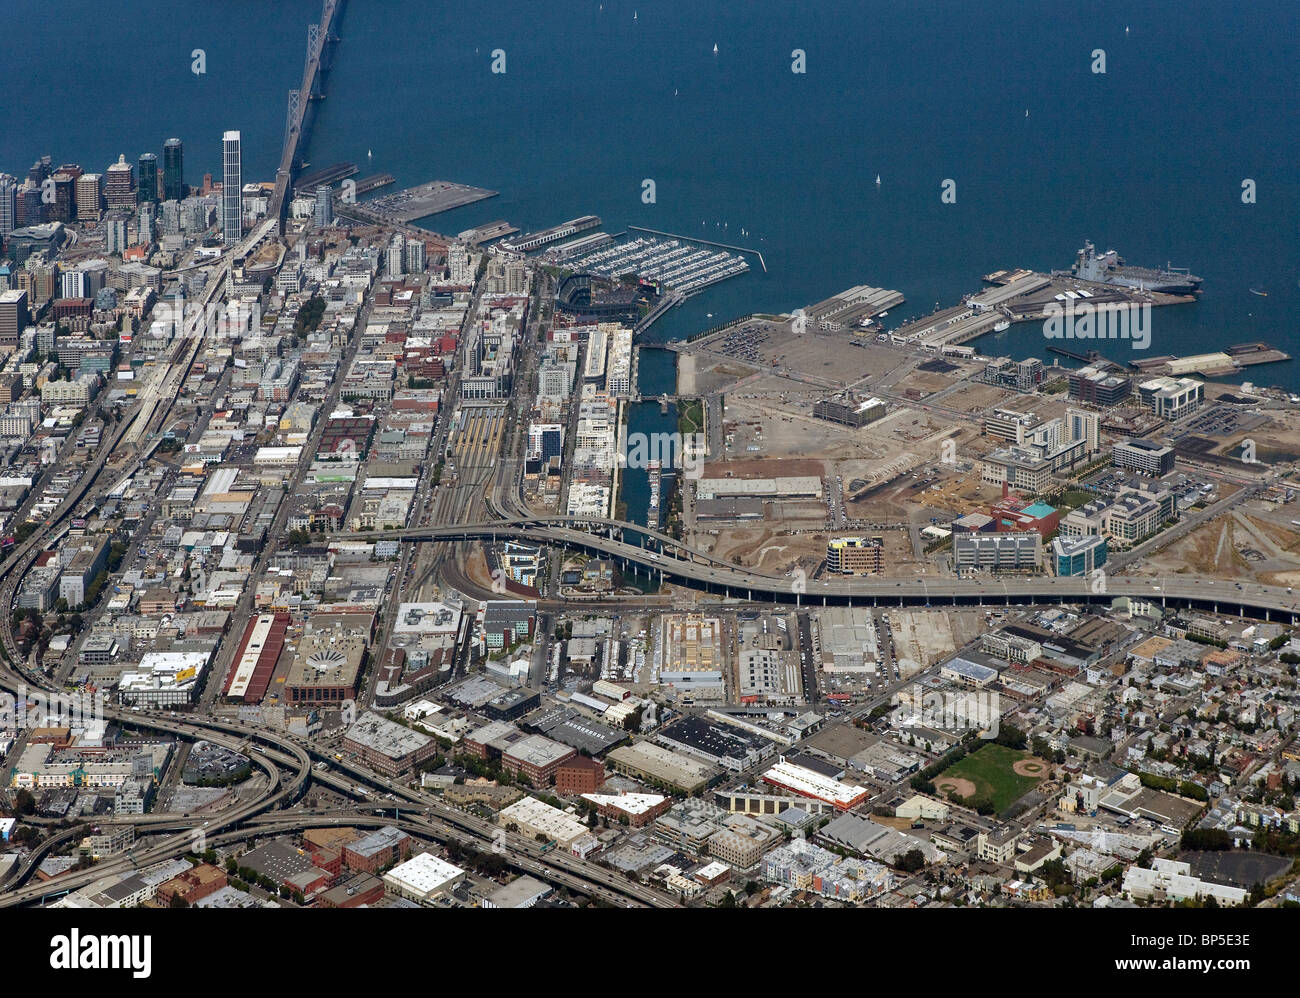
left=1062, top=240, right=1203, bottom=294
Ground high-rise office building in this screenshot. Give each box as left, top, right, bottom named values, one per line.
left=163, top=138, right=185, bottom=201
left=49, top=173, right=76, bottom=223
left=0, top=290, right=30, bottom=348
left=221, top=131, right=242, bottom=245
left=16, top=184, right=41, bottom=228
left=138, top=153, right=159, bottom=205
left=27, top=157, right=52, bottom=186
left=313, top=184, right=333, bottom=228
left=105, top=155, right=136, bottom=212
left=0, top=174, right=18, bottom=237
left=75, top=173, right=104, bottom=221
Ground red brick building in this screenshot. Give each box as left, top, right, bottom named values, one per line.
left=317, top=874, right=385, bottom=909
left=502, top=734, right=576, bottom=788
left=555, top=756, right=606, bottom=795
left=156, top=864, right=227, bottom=906
left=989, top=496, right=1060, bottom=539
left=342, top=826, right=412, bottom=874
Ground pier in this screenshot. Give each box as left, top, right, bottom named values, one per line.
left=457, top=220, right=518, bottom=247
left=293, top=161, right=356, bottom=197
left=1046, top=345, right=1102, bottom=364
left=352, top=179, right=497, bottom=224
left=501, top=215, right=601, bottom=253
left=1129, top=343, right=1291, bottom=378
left=352, top=173, right=396, bottom=196
left=633, top=289, right=686, bottom=337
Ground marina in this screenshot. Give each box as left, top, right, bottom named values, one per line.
left=628, top=225, right=767, bottom=273
left=565, top=233, right=750, bottom=298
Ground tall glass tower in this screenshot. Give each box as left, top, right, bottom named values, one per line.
left=163, top=138, right=184, bottom=201
left=221, top=131, right=242, bottom=245
left=0, top=174, right=16, bottom=238
left=137, top=153, right=159, bottom=205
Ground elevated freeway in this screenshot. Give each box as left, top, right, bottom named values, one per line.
left=338, top=516, right=1300, bottom=622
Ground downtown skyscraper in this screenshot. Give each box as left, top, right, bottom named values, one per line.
left=163, top=138, right=184, bottom=201
left=221, top=130, right=242, bottom=245
left=137, top=153, right=159, bottom=205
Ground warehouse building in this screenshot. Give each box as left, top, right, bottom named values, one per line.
left=501, top=734, right=576, bottom=787
left=481, top=875, right=552, bottom=909
left=499, top=796, right=597, bottom=851
left=656, top=716, right=776, bottom=772
left=383, top=852, right=465, bottom=904
left=343, top=711, right=439, bottom=776
left=606, top=742, right=716, bottom=793
left=760, top=758, right=869, bottom=811
left=221, top=612, right=289, bottom=702
left=343, top=826, right=413, bottom=873
left=283, top=614, right=370, bottom=704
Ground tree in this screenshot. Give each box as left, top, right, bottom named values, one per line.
left=896, top=848, right=927, bottom=873
left=169, top=894, right=189, bottom=908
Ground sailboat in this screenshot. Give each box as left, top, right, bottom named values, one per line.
left=1025, top=108, right=1029, bottom=117
left=875, top=174, right=881, bottom=186
left=367, top=148, right=373, bottom=160
left=713, top=43, right=718, bottom=54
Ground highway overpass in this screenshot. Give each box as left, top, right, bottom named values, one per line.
left=341, top=517, right=1300, bottom=622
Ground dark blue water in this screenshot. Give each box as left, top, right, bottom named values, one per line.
left=622, top=347, right=678, bottom=526
left=4, top=0, right=1298, bottom=386
left=1, top=1, right=319, bottom=188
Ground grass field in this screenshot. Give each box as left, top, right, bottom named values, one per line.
left=937, top=743, right=1042, bottom=813
left=678, top=399, right=705, bottom=436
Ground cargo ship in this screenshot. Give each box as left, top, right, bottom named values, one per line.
left=1062, top=240, right=1203, bottom=295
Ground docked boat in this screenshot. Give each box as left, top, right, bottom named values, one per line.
left=647, top=460, right=661, bottom=526
left=1060, top=240, right=1203, bottom=295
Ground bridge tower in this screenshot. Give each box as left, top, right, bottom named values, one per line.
left=284, top=89, right=301, bottom=160
left=307, top=24, right=323, bottom=98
